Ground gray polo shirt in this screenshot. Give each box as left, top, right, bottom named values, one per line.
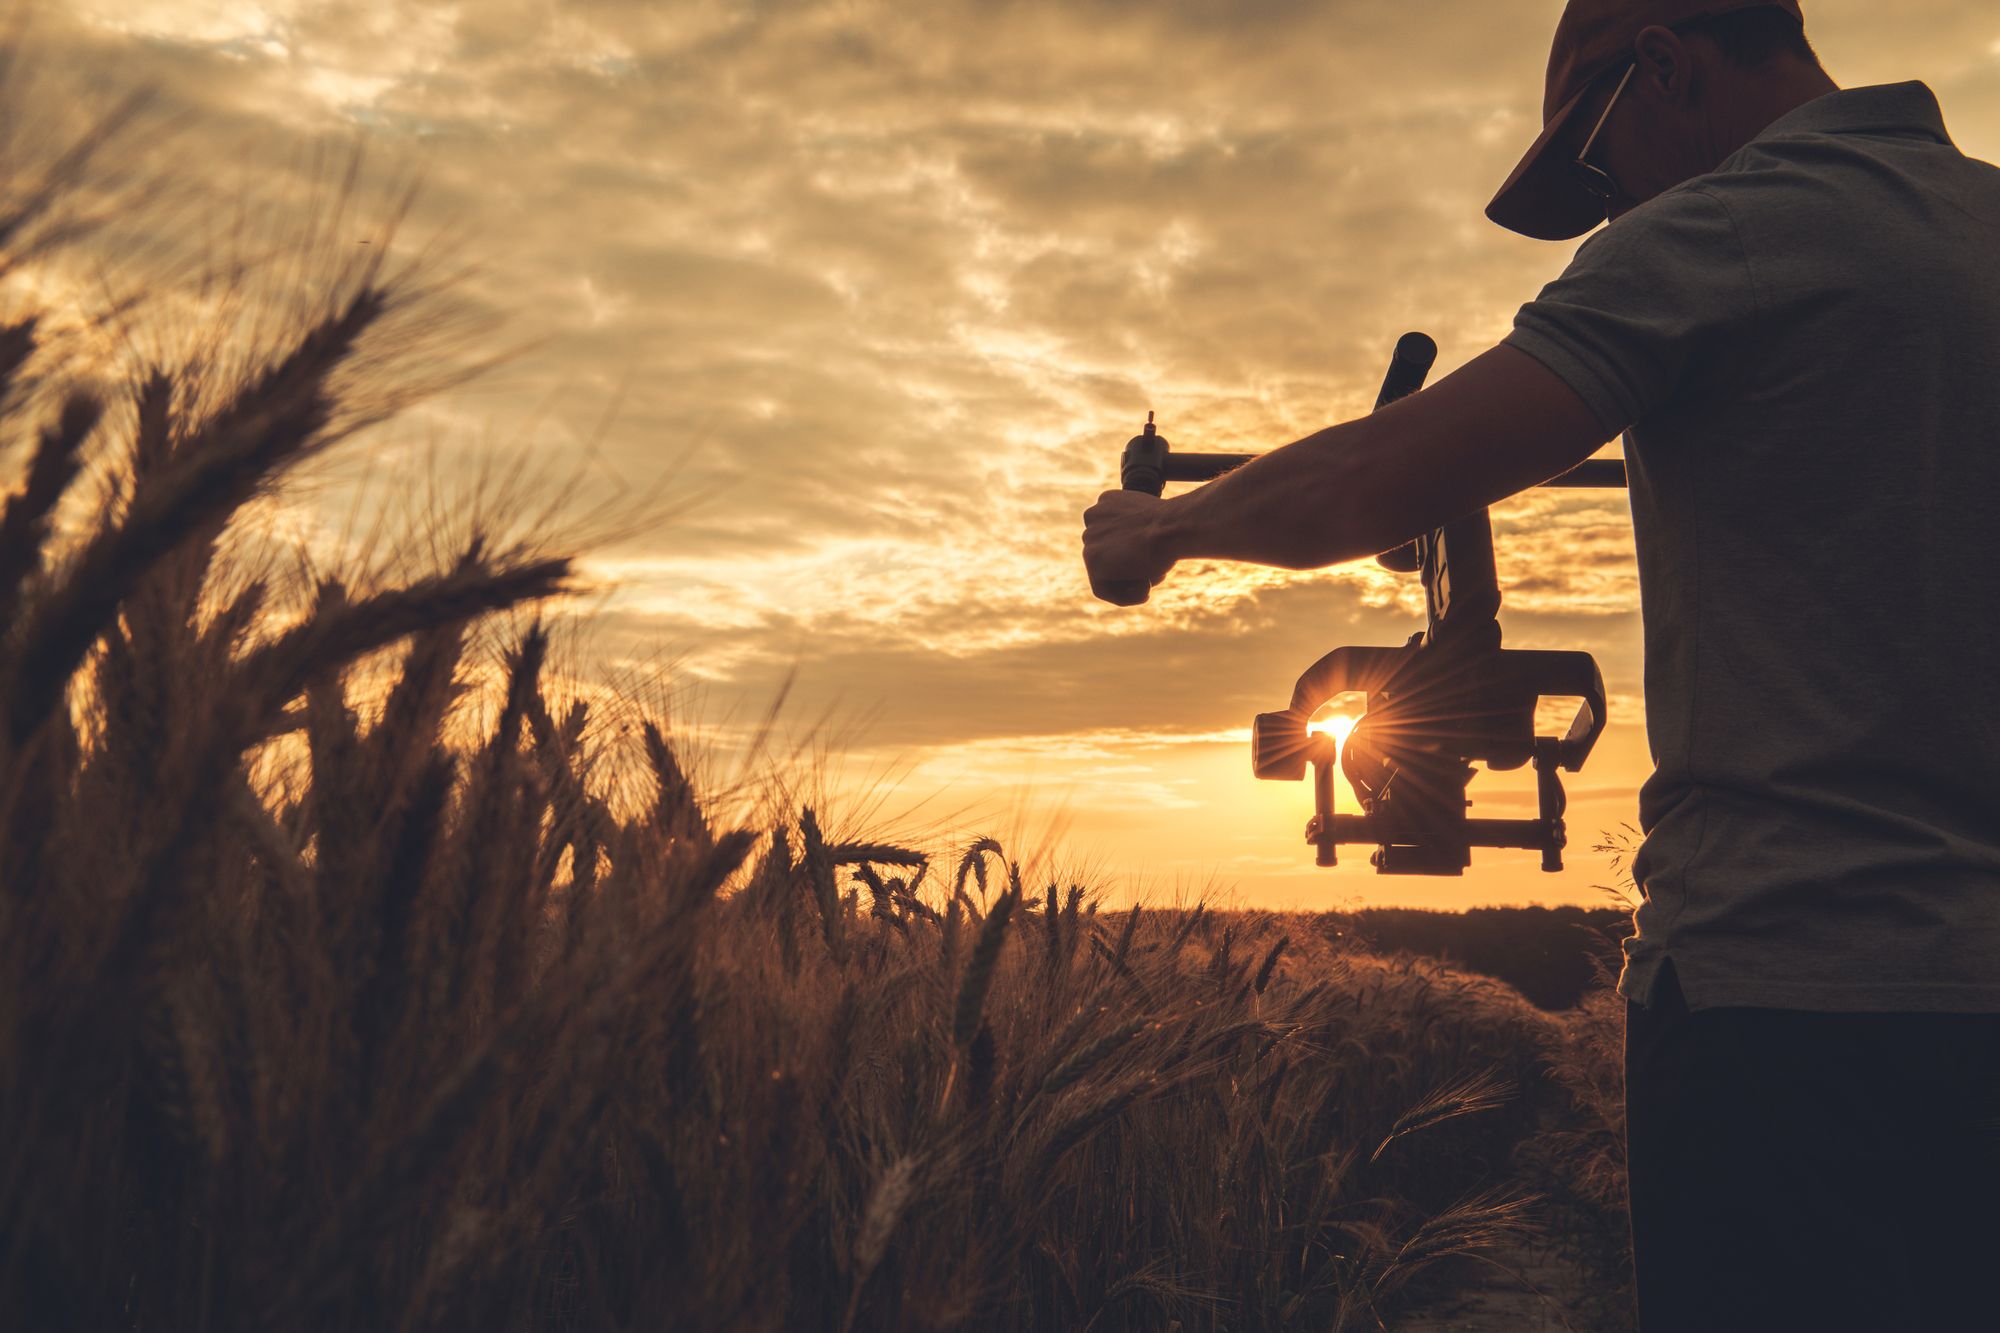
left=1503, top=81, right=2000, bottom=1013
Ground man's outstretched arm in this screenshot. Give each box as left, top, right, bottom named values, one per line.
left=1082, top=344, right=1615, bottom=589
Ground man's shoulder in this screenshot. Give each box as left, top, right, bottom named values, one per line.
left=1569, top=183, right=1738, bottom=271
left=1694, top=103, right=2000, bottom=268
left=1704, top=93, right=2000, bottom=213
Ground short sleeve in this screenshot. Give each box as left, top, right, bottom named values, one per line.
left=1502, top=185, right=1757, bottom=437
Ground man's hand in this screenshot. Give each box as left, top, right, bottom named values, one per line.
left=1083, top=489, right=1178, bottom=605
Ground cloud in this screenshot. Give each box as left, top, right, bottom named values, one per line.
left=25, top=0, right=2000, bottom=903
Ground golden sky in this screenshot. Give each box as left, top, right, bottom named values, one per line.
left=36, top=1, right=2000, bottom=909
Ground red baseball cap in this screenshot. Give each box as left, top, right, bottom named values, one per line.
left=1487, top=0, right=1806, bottom=240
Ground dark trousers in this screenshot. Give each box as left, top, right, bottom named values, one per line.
left=1623, top=957, right=2000, bottom=1332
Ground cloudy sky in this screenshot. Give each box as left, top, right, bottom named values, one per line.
left=34, top=1, right=2000, bottom=909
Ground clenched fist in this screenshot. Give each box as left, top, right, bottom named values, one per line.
left=1082, top=489, right=1177, bottom=606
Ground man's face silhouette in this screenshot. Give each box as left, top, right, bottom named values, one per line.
left=1566, top=25, right=1748, bottom=225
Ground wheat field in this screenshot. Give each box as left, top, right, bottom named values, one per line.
left=0, top=67, right=1637, bottom=1333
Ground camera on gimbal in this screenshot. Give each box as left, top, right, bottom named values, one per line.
left=1103, top=333, right=1623, bottom=876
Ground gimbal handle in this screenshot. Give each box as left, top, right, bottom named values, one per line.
left=1090, top=414, right=1169, bottom=606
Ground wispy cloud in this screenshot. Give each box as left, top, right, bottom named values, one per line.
left=32, top=0, right=2000, bottom=904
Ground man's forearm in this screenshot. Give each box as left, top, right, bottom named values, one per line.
left=1153, top=413, right=1414, bottom=571
left=1152, top=342, right=1616, bottom=572
left=1139, top=345, right=1614, bottom=577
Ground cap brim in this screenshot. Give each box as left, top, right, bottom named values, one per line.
left=1485, top=82, right=1611, bottom=241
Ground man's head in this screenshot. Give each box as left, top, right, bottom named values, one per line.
left=1489, top=2, right=1837, bottom=239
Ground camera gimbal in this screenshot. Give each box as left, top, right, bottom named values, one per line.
left=1102, top=333, right=1627, bottom=876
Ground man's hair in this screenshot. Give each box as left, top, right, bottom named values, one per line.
left=1676, top=7, right=1821, bottom=70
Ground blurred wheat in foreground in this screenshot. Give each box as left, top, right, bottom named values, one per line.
left=0, top=70, right=1637, bottom=1333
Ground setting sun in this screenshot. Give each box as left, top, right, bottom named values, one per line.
left=1310, top=712, right=1359, bottom=750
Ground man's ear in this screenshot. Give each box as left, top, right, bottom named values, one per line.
left=1631, top=25, right=1697, bottom=106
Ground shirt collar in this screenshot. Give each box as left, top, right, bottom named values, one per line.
left=1750, top=81, right=1952, bottom=147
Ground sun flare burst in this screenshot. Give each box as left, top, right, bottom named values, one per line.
left=1309, top=712, right=1359, bottom=750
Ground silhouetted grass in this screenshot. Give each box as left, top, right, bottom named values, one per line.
left=0, top=51, right=1638, bottom=1333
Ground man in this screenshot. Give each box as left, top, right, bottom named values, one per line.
left=1081, top=2, right=2000, bottom=1328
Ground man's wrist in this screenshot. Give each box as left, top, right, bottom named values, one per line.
left=1152, top=489, right=1204, bottom=564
